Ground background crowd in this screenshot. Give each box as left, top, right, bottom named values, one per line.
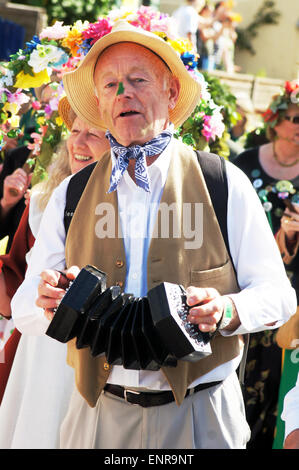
left=0, top=0, right=298, bottom=450
left=173, top=0, right=241, bottom=73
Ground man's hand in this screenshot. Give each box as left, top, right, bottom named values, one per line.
left=284, top=429, right=299, bottom=449
left=185, top=286, right=240, bottom=333
left=36, top=266, right=80, bottom=321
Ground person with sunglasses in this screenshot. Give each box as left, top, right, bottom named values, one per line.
left=234, top=79, right=299, bottom=449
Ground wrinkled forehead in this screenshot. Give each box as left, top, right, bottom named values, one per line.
left=94, top=42, right=171, bottom=75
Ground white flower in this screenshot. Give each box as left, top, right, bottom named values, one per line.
left=39, top=21, right=70, bottom=40
left=28, top=45, right=65, bottom=73
left=73, top=20, right=90, bottom=32
left=0, top=68, right=14, bottom=87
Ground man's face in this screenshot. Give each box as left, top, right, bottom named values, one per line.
left=93, top=43, right=180, bottom=147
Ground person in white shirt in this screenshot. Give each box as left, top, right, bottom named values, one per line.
left=0, top=99, right=109, bottom=449
left=11, top=21, right=297, bottom=449
left=172, top=0, right=204, bottom=52
left=282, top=371, right=299, bottom=449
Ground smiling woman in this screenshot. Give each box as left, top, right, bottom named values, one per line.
left=67, top=117, right=109, bottom=174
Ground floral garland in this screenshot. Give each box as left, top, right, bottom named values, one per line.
left=262, top=79, right=299, bottom=128
left=0, top=6, right=226, bottom=182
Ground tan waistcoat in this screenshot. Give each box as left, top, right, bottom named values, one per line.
left=65, top=140, right=241, bottom=407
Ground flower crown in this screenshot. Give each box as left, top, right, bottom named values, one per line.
left=0, top=6, right=226, bottom=182
left=262, top=79, right=299, bottom=128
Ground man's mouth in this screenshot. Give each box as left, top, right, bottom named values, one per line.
left=119, top=110, right=140, bottom=117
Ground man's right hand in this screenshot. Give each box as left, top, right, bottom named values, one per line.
left=36, top=266, right=80, bottom=321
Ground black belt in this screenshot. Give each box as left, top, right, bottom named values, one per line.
left=103, top=381, right=222, bottom=408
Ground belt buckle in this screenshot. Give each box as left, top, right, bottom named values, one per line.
left=124, top=388, right=140, bottom=405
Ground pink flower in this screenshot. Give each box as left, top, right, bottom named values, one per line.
left=82, top=18, right=112, bottom=45
left=129, top=6, right=159, bottom=31
left=50, top=97, right=59, bottom=110
left=285, top=80, right=299, bottom=95
left=27, top=132, right=43, bottom=155
left=7, top=89, right=30, bottom=106
left=44, top=104, right=52, bottom=116
left=27, top=126, right=47, bottom=156
left=201, top=114, right=225, bottom=142
left=32, top=100, right=41, bottom=110
left=59, top=56, right=82, bottom=76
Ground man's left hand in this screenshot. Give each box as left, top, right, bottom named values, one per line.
left=185, top=286, right=240, bottom=333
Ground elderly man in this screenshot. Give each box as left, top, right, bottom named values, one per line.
left=11, top=21, right=296, bottom=449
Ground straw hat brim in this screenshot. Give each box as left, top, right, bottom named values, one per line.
left=63, top=21, right=201, bottom=130
left=58, top=95, right=76, bottom=130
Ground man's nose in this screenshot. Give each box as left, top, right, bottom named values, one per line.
left=116, top=80, right=134, bottom=98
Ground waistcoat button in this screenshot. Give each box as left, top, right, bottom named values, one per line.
left=103, top=362, right=110, bottom=371
left=116, top=259, right=124, bottom=268
left=116, top=281, right=124, bottom=288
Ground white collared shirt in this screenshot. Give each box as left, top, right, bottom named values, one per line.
left=11, top=137, right=297, bottom=390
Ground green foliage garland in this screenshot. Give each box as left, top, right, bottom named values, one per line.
left=236, top=0, right=281, bottom=55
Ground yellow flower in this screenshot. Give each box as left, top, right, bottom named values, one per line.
left=153, top=31, right=168, bottom=41
left=62, top=24, right=87, bottom=56
left=9, top=115, right=20, bottom=128
left=3, top=101, right=19, bottom=116
left=228, top=12, right=243, bottom=23
left=55, top=116, right=64, bottom=126
left=168, top=38, right=193, bottom=55
left=15, top=69, right=50, bottom=89
left=36, top=116, right=46, bottom=126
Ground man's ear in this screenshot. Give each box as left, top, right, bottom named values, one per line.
left=168, top=77, right=180, bottom=110
left=94, top=94, right=103, bottom=119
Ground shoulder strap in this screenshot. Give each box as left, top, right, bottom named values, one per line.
left=195, top=150, right=230, bottom=259
left=64, top=162, right=97, bottom=235
left=196, top=150, right=249, bottom=387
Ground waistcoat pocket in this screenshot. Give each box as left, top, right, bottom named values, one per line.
left=190, top=259, right=233, bottom=291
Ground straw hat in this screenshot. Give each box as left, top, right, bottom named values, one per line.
left=58, top=95, right=77, bottom=130
left=62, top=20, right=201, bottom=130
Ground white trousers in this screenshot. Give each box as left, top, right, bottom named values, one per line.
left=60, top=372, right=251, bottom=449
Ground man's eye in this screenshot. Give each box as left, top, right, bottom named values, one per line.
left=105, top=82, right=116, bottom=88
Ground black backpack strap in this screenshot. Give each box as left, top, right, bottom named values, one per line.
left=196, top=150, right=249, bottom=387
left=64, top=162, right=97, bottom=235
left=195, top=150, right=230, bottom=260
